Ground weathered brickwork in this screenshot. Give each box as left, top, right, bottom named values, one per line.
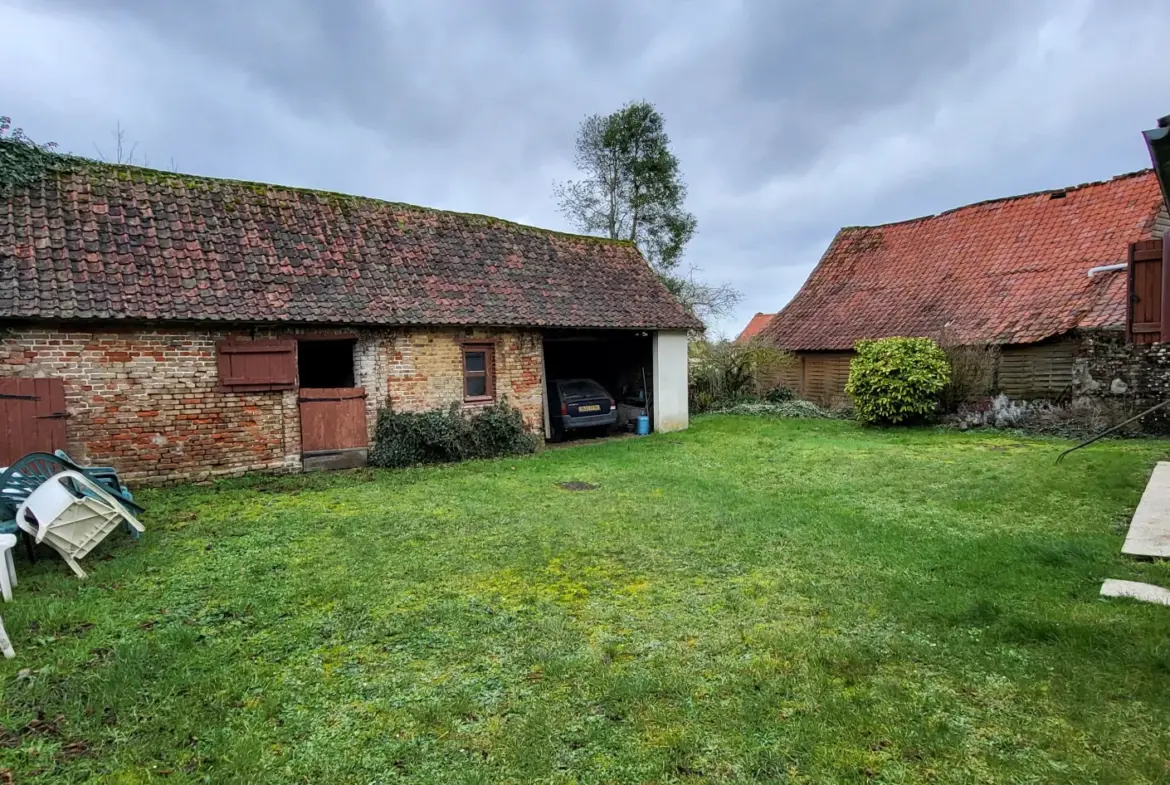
left=0, top=324, right=545, bottom=483
left=385, top=328, right=545, bottom=431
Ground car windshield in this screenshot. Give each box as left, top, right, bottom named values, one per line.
left=560, top=380, right=606, bottom=398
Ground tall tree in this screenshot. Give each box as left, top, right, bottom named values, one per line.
left=554, top=101, right=739, bottom=323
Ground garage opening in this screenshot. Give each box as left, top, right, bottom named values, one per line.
left=542, top=329, right=653, bottom=441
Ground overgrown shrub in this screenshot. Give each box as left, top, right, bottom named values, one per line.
left=846, top=337, right=950, bottom=425
left=937, top=331, right=998, bottom=413
left=688, top=340, right=796, bottom=413
left=370, top=400, right=537, bottom=469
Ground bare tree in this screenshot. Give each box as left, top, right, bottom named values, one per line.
left=94, top=121, right=139, bottom=165
left=92, top=122, right=176, bottom=171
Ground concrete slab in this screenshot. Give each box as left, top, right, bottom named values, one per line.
left=1101, top=579, right=1170, bottom=607
left=302, top=449, right=367, bottom=472
left=1121, top=461, right=1170, bottom=558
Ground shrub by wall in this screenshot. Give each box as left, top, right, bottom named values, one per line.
left=688, top=340, right=796, bottom=413
left=846, top=337, right=950, bottom=425
left=370, top=400, right=538, bottom=469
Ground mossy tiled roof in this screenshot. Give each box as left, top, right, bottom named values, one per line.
left=0, top=159, right=701, bottom=331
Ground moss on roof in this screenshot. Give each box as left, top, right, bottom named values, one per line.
left=59, top=155, right=635, bottom=247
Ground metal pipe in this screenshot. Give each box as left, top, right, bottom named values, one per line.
left=1087, top=263, right=1127, bottom=278
left=1056, top=397, right=1170, bottom=463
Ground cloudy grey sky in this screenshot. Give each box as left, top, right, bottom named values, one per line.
left=3, top=0, right=1168, bottom=336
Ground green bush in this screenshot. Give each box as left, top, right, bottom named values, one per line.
left=688, top=340, right=796, bottom=413
left=370, top=400, right=537, bottom=469
left=846, top=337, right=950, bottom=425
left=763, top=386, right=796, bottom=403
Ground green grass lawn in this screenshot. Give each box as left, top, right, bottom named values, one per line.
left=3, top=416, right=1170, bottom=783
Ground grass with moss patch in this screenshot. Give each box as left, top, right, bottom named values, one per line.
left=2, top=416, right=1169, bottom=783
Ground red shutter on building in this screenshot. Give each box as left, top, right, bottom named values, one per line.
left=216, top=340, right=297, bottom=391
left=1127, top=238, right=1165, bottom=344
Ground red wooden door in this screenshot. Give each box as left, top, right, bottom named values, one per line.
left=299, top=388, right=368, bottom=453
left=0, top=378, right=68, bottom=465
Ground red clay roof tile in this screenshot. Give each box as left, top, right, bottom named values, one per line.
left=734, top=312, right=775, bottom=343
left=760, top=170, right=1164, bottom=350
left=0, top=162, right=701, bottom=331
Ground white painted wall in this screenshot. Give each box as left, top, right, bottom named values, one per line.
left=652, top=330, right=689, bottom=432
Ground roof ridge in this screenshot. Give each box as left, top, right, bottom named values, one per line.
left=51, top=155, right=638, bottom=248
left=838, top=168, right=1156, bottom=232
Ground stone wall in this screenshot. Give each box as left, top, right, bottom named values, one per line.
left=1072, top=330, right=1170, bottom=427
left=0, top=323, right=545, bottom=483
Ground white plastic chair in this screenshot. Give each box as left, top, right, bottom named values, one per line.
left=0, top=533, right=16, bottom=602
left=0, top=615, right=12, bottom=659
left=0, top=533, right=15, bottom=602
left=15, top=471, right=145, bottom=579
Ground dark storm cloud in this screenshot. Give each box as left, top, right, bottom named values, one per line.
left=5, top=0, right=1170, bottom=335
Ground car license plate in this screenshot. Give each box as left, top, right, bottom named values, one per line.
left=578, top=404, right=601, bottom=412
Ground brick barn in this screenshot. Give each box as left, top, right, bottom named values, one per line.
left=0, top=162, right=700, bottom=482
left=757, top=170, right=1170, bottom=407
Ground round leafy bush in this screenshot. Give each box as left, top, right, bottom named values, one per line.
left=846, top=337, right=950, bottom=425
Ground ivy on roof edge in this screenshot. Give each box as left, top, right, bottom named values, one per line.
left=0, top=126, right=82, bottom=195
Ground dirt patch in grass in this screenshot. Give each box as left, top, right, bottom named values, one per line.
left=558, top=481, right=599, bottom=491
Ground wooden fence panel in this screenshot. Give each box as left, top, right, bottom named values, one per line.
left=998, top=342, right=1076, bottom=399
left=801, top=353, right=853, bottom=408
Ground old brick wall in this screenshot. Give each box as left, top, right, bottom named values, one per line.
left=0, top=326, right=299, bottom=482
left=384, top=328, right=545, bottom=432
left=0, top=324, right=546, bottom=483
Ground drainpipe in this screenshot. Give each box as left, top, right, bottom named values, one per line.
left=1087, top=263, right=1127, bottom=278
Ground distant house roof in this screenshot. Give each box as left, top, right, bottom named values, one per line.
left=734, top=312, right=775, bottom=343
left=760, top=170, right=1164, bottom=351
left=0, top=158, right=701, bottom=331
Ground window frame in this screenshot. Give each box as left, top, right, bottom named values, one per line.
left=461, top=343, right=495, bottom=402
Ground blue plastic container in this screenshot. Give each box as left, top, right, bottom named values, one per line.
left=635, top=415, right=650, bottom=435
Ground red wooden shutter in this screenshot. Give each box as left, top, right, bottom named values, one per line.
left=216, top=340, right=297, bottom=391
left=1127, top=239, right=1164, bottom=344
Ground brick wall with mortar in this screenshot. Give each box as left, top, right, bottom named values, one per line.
left=384, top=328, right=545, bottom=432
left=0, top=324, right=545, bottom=483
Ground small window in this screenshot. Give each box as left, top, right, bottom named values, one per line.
left=463, top=344, right=494, bottom=401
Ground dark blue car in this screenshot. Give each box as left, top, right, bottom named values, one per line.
left=548, top=378, right=617, bottom=440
